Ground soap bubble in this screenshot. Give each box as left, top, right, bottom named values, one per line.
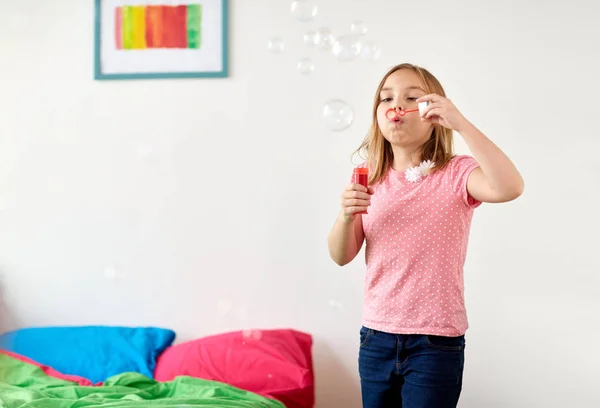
left=217, top=299, right=233, bottom=315
left=242, top=329, right=263, bottom=340
left=135, top=144, right=154, bottom=160
left=291, top=0, right=318, bottom=22
left=329, top=300, right=343, bottom=309
left=303, top=30, right=319, bottom=47
left=297, top=57, right=315, bottom=75
left=103, top=265, right=118, bottom=279
left=315, top=26, right=335, bottom=51
left=350, top=20, right=368, bottom=36
left=359, top=40, right=382, bottom=61
left=332, top=35, right=362, bottom=61
left=323, top=99, right=354, bottom=132
left=268, top=37, right=284, bottom=53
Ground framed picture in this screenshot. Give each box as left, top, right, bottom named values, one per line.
left=94, top=0, right=229, bottom=80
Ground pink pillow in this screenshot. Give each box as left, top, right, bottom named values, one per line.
left=154, top=329, right=314, bottom=408
left=0, top=350, right=96, bottom=386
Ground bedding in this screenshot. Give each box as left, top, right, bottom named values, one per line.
left=154, top=329, right=314, bottom=408
left=0, top=350, right=94, bottom=386
left=0, top=352, right=286, bottom=408
left=0, top=325, right=175, bottom=384
left=0, top=326, right=315, bottom=407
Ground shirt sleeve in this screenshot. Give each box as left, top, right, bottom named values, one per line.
left=448, top=155, right=482, bottom=208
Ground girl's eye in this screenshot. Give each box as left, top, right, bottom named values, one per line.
left=407, top=97, right=418, bottom=101
left=381, top=97, right=392, bottom=102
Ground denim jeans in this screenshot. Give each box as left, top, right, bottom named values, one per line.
left=358, top=326, right=465, bottom=408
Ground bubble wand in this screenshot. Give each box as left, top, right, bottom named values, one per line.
left=386, top=101, right=430, bottom=121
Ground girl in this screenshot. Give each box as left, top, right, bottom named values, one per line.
left=327, top=63, right=523, bottom=408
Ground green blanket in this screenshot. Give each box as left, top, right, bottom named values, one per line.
left=0, top=354, right=285, bottom=408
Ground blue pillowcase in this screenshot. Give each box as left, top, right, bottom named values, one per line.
left=0, top=326, right=175, bottom=383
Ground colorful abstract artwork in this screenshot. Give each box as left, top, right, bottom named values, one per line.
left=94, top=0, right=228, bottom=80
left=114, top=5, right=202, bottom=50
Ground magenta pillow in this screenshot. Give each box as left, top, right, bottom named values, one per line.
left=154, top=329, right=314, bottom=408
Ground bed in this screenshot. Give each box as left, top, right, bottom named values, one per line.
left=0, top=326, right=314, bottom=408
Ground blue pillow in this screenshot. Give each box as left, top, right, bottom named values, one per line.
left=0, top=326, right=175, bottom=383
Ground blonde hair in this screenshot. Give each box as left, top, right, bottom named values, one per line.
left=354, top=63, right=454, bottom=186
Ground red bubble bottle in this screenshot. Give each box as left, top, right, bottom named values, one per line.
left=352, top=167, right=369, bottom=215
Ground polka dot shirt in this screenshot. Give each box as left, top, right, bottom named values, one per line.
left=361, top=155, right=481, bottom=337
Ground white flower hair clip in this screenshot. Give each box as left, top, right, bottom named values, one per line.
left=419, top=160, right=434, bottom=175
left=405, top=167, right=423, bottom=183
left=405, top=160, right=435, bottom=183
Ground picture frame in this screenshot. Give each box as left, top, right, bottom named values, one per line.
left=94, top=0, right=229, bottom=80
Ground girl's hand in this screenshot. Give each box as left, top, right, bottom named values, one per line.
left=417, top=94, right=470, bottom=132
left=340, top=183, right=373, bottom=221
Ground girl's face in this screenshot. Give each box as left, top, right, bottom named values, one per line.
left=376, top=69, right=433, bottom=149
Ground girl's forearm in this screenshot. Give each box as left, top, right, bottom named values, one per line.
left=328, top=213, right=363, bottom=266
left=458, top=120, right=524, bottom=198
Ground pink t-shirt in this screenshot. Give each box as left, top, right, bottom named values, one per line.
left=361, top=155, right=481, bottom=337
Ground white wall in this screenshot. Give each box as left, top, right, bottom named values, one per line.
left=1, top=0, right=599, bottom=406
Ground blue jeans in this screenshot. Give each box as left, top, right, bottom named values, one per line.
left=358, top=326, right=465, bottom=408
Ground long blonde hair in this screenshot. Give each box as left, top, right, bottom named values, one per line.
left=354, top=63, right=454, bottom=186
